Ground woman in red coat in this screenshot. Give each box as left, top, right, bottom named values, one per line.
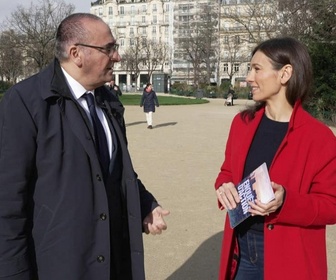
left=214, top=37, right=336, bottom=280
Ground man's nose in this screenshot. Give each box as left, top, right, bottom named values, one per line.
left=111, top=51, right=121, bottom=62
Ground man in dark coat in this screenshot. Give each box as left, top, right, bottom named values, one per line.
left=106, top=78, right=122, bottom=99
left=0, top=13, right=169, bottom=280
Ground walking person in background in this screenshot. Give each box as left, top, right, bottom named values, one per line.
left=106, top=77, right=122, bottom=99
left=140, top=83, right=159, bottom=129
left=0, top=13, right=169, bottom=280
left=214, top=37, right=336, bottom=280
left=225, top=85, right=235, bottom=106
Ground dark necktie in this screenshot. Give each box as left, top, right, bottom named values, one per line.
left=83, top=92, right=110, bottom=175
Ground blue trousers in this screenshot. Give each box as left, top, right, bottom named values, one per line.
left=235, top=230, right=264, bottom=280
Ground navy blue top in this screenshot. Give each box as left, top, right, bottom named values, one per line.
left=237, top=113, right=288, bottom=234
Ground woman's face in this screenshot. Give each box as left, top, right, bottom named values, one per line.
left=246, top=51, right=283, bottom=102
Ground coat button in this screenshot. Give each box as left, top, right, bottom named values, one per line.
left=97, top=255, right=105, bottom=263
left=96, top=174, right=102, bottom=181
left=267, top=224, right=274, bottom=230
left=100, top=213, right=107, bottom=220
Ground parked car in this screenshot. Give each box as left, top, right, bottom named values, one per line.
left=208, top=91, right=217, bottom=98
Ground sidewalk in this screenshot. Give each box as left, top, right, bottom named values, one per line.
left=124, top=98, right=336, bottom=280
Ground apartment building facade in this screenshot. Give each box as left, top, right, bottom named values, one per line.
left=90, top=0, right=274, bottom=91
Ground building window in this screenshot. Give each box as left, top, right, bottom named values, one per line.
left=108, top=7, right=113, bottom=16
left=223, top=63, right=228, bottom=72
left=120, top=39, right=124, bottom=47
left=142, top=5, right=146, bottom=13
left=152, top=26, right=156, bottom=34
left=142, top=16, right=146, bottom=23
left=153, top=4, right=157, bottom=12
left=131, top=5, right=135, bottom=15
left=153, top=15, right=157, bottom=24
left=234, top=63, right=240, bottom=72
left=165, top=3, right=169, bottom=12
left=181, top=4, right=189, bottom=13
left=224, top=36, right=229, bottom=43
left=130, top=27, right=134, bottom=35
left=223, top=22, right=229, bottom=31
left=235, top=35, right=240, bottom=44
left=99, top=7, right=103, bottom=16
left=120, top=6, right=124, bottom=15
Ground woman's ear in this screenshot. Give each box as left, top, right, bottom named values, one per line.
left=280, top=64, right=293, bottom=84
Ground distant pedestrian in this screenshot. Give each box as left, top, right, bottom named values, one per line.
left=140, top=83, right=159, bottom=129
left=225, top=85, right=235, bottom=106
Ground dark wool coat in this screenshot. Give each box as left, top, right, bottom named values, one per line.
left=215, top=102, right=336, bottom=280
left=0, top=59, right=158, bottom=280
left=140, top=90, right=159, bottom=113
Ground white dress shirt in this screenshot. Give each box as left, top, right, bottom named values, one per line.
left=61, top=68, right=112, bottom=158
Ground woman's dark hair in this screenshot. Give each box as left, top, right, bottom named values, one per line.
left=242, top=37, right=313, bottom=120
left=145, top=83, right=152, bottom=90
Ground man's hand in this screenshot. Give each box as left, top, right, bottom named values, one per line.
left=143, top=206, right=170, bottom=235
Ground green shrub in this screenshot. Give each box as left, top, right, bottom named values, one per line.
left=0, top=80, right=12, bottom=94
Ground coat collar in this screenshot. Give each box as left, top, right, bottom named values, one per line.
left=236, top=100, right=308, bottom=178
left=252, top=100, right=307, bottom=132
left=40, top=58, right=125, bottom=117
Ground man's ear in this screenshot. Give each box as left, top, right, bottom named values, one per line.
left=69, top=45, right=82, bottom=66
left=280, top=64, right=293, bottom=84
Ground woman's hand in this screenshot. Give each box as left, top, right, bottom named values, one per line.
left=249, top=182, right=286, bottom=216
left=216, top=182, right=240, bottom=210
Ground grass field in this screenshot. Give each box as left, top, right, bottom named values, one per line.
left=120, top=94, right=209, bottom=106
left=0, top=93, right=209, bottom=106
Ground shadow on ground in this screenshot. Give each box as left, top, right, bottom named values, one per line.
left=154, top=122, right=178, bottom=128
left=166, top=231, right=223, bottom=280
left=126, top=121, right=147, bottom=127
left=126, top=121, right=177, bottom=128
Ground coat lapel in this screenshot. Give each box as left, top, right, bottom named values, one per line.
left=235, top=109, right=265, bottom=181
left=42, top=59, right=100, bottom=167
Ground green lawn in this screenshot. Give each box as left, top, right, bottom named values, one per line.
left=0, top=93, right=209, bottom=106
left=120, top=94, right=209, bottom=105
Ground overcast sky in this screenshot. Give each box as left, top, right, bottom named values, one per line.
left=0, top=0, right=91, bottom=23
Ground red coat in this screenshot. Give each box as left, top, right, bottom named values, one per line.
left=215, top=102, right=336, bottom=280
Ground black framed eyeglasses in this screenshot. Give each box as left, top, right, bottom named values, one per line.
left=74, top=42, right=119, bottom=55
